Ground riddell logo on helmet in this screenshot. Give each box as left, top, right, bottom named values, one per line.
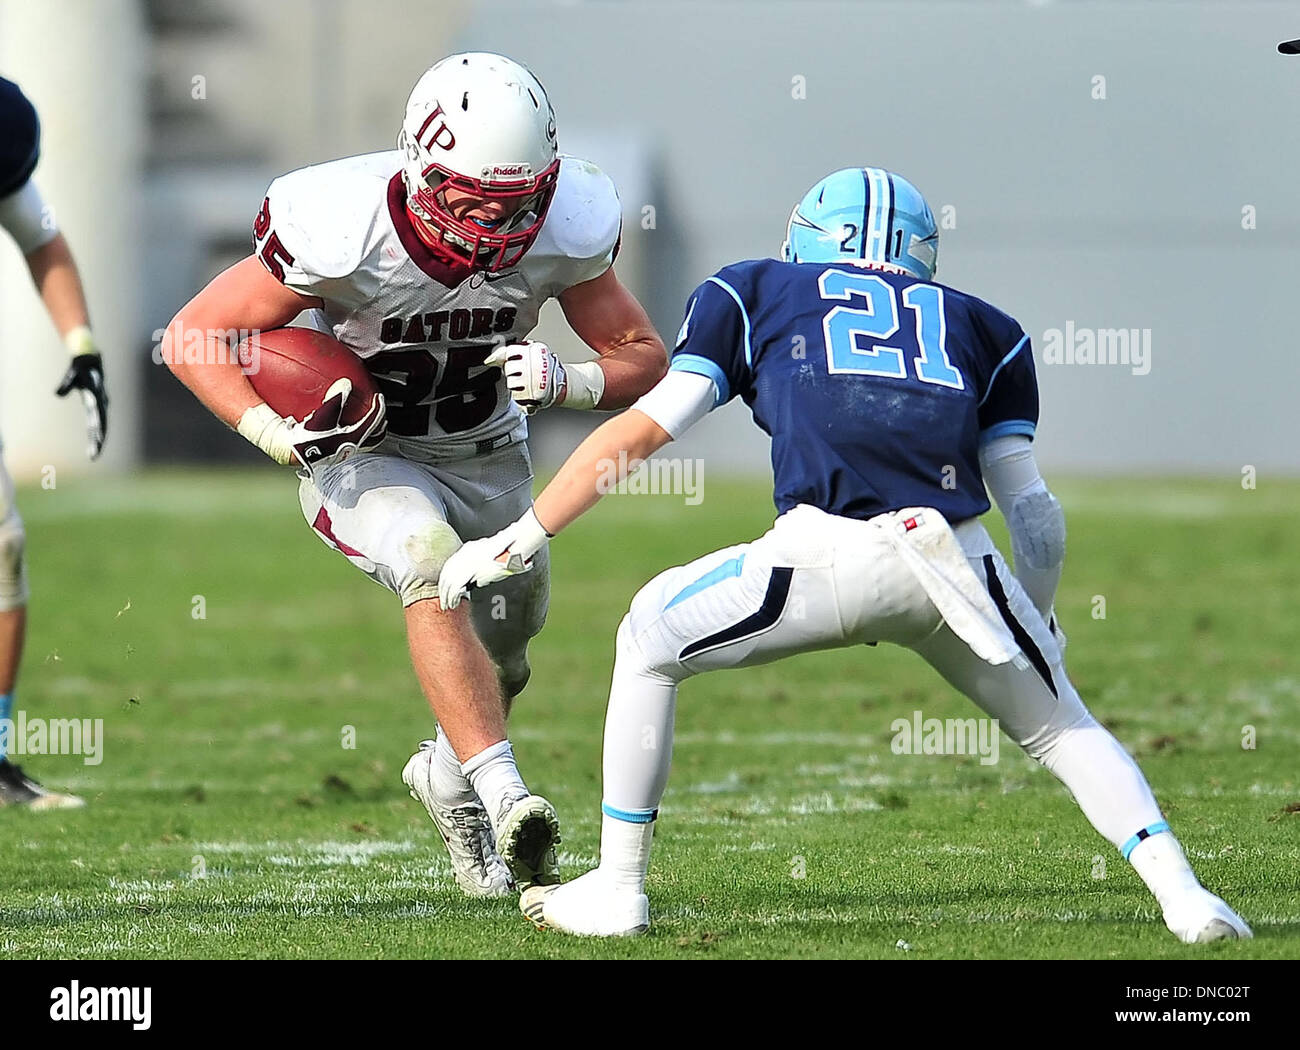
left=487, top=164, right=529, bottom=178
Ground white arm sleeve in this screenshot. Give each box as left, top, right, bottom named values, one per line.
left=980, top=434, right=1065, bottom=620
left=630, top=369, right=717, bottom=439
left=0, top=179, right=57, bottom=254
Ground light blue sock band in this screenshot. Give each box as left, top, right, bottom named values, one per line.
left=0, top=693, right=12, bottom=762
left=602, top=801, right=658, bottom=824
left=1121, top=819, right=1172, bottom=860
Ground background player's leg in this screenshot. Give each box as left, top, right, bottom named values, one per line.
left=0, top=607, right=22, bottom=703
left=912, top=550, right=1249, bottom=941
left=0, top=606, right=24, bottom=773
left=0, top=456, right=27, bottom=726
left=0, top=456, right=81, bottom=809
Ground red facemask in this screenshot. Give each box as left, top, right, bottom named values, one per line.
left=407, top=159, right=561, bottom=272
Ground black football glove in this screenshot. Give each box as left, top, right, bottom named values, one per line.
left=55, top=353, right=108, bottom=460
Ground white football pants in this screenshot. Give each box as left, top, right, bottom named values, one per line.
left=297, top=441, right=547, bottom=696
left=601, top=505, right=1166, bottom=855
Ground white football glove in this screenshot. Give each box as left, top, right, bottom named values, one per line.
left=237, top=378, right=387, bottom=473
left=438, top=508, right=551, bottom=610
left=486, top=341, right=567, bottom=414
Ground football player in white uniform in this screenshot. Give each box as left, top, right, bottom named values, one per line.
left=163, top=54, right=667, bottom=895
left=0, top=76, right=108, bottom=810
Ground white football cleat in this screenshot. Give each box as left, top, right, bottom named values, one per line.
left=1163, top=888, right=1253, bottom=944
left=402, top=742, right=513, bottom=898
left=520, top=869, right=650, bottom=937
left=492, top=793, right=561, bottom=889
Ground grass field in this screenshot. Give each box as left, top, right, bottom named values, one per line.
left=0, top=469, right=1296, bottom=959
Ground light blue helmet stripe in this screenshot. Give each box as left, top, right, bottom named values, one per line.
left=865, top=168, right=891, bottom=263
left=885, top=171, right=897, bottom=262
left=859, top=169, right=870, bottom=259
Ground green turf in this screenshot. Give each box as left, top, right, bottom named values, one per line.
left=0, top=469, right=1295, bottom=958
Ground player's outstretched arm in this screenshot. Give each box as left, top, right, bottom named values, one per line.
left=980, top=434, right=1065, bottom=623
left=163, top=254, right=321, bottom=437
left=534, top=408, right=673, bottom=533
left=438, top=370, right=715, bottom=607
left=437, top=409, right=671, bottom=607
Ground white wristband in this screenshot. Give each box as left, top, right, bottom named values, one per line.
left=236, top=403, right=294, bottom=465
left=559, top=359, right=606, bottom=410
left=64, top=325, right=96, bottom=357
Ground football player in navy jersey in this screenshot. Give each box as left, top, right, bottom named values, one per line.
left=0, top=77, right=107, bottom=809
left=440, top=167, right=1250, bottom=943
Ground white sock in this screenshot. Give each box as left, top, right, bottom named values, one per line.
left=600, top=619, right=679, bottom=814
left=431, top=727, right=477, bottom=808
left=461, top=739, right=528, bottom=819
left=1129, top=830, right=1202, bottom=909
left=1026, top=701, right=1204, bottom=916
left=598, top=812, right=655, bottom=895
left=1034, top=714, right=1166, bottom=847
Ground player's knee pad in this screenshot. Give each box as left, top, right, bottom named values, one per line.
left=0, top=510, right=28, bottom=612
left=614, top=611, right=682, bottom=685
left=480, top=625, right=535, bottom=701
left=476, top=607, right=536, bottom=699
left=394, top=520, right=463, bottom=606
left=469, top=551, right=550, bottom=696
left=498, top=664, right=530, bottom=700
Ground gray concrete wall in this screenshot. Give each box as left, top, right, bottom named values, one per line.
left=457, top=0, right=1300, bottom=476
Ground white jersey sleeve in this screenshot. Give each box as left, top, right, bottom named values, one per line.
left=252, top=159, right=388, bottom=305
left=529, top=156, right=623, bottom=297
left=0, top=178, right=57, bottom=254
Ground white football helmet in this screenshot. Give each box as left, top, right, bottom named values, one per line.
left=398, top=52, right=560, bottom=271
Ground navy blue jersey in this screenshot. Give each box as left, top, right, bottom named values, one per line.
left=0, top=77, right=40, bottom=199
left=669, top=258, right=1037, bottom=522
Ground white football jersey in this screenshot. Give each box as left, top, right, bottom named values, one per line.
left=252, top=150, right=622, bottom=459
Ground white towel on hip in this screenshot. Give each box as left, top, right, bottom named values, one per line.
left=874, top=507, right=1029, bottom=669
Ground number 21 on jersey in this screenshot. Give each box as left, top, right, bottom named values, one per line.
left=818, top=269, right=964, bottom=390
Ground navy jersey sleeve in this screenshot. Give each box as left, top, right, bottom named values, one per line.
left=666, top=275, right=753, bottom=407
left=974, top=311, right=1039, bottom=442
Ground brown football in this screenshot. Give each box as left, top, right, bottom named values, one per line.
left=236, top=327, right=379, bottom=423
